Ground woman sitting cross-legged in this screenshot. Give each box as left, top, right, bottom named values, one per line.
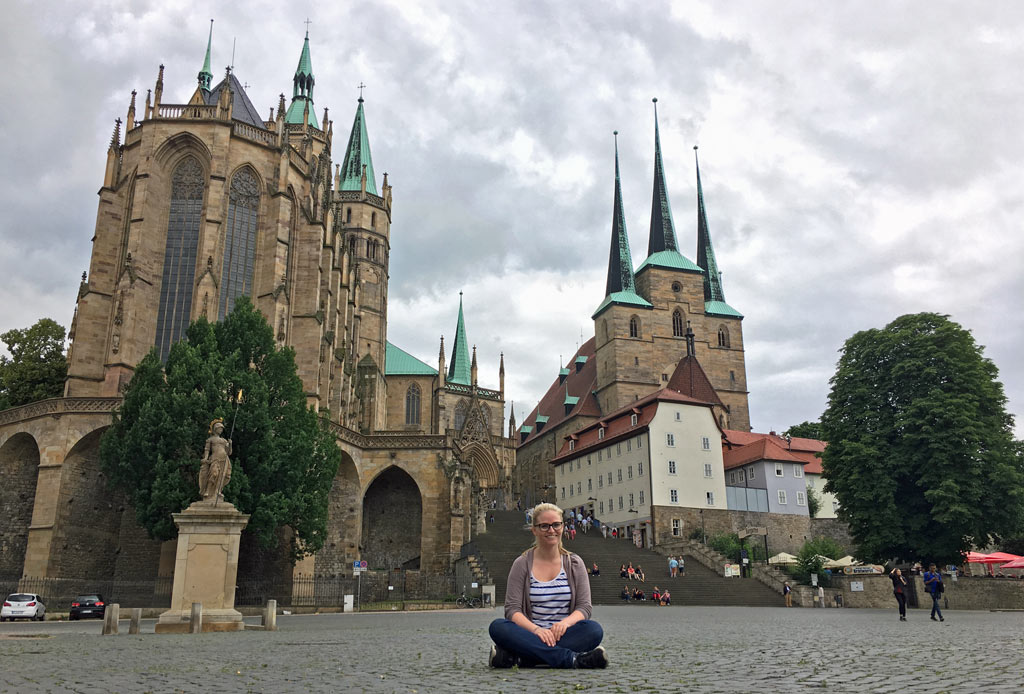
left=489, top=502, right=609, bottom=669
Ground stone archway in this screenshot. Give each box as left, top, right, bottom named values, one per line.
left=0, top=433, right=40, bottom=578
left=361, top=467, right=422, bottom=571
left=317, top=451, right=361, bottom=576
left=51, top=428, right=122, bottom=580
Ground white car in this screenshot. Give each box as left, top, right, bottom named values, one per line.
left=1, top=593, right=46, bottom=622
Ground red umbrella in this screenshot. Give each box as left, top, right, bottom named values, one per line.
left=1000, top=557, right=1024, bottom=570
left=974, top=552, right=1022, bottom=576
left=964, top=551, right=990, bottom=563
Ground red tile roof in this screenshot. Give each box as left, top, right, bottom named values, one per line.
left=723, top=437, right=806, bottom=470
left=721, top=429, right=827, bottom=473
left=517, top=337, right=599, bottom=445
left=667, top=355, right=724, bottom=406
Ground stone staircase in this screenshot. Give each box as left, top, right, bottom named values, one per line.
left=471, top=510, right=782, bottom=606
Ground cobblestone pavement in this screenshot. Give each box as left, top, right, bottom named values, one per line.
left=1, top=606, right=1022, bottom=693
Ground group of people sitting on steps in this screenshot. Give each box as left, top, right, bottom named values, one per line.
left=619, top=585, right=671, bottom=605
left=619, top=562, right=645, bottom=582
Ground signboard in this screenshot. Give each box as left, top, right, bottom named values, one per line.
left=353, top=560, right=368, bottom=574
left=724, top=564, right=741, bottom=577
left=811, top=573, right=818, bottom=587
left=843, top=564, right=884, bottom=575
left=471, top=582, right=479, bottom=589
left=850, top=581, right=864, bottom=592
left=738, top=526, right=767, bottom=539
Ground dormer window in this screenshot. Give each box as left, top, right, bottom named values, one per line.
left=569, top=440, right=575, bottom=451
left=630, top=414, right=637, bottom=426
left=598, top=427, right=605, bottom=440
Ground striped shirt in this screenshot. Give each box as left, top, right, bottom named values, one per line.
left=529, top=567, right=571, bottom=628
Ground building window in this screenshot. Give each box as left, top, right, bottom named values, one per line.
left=634, top=357, right=639, bottom=366
left=672, top=309, right=685, bottom=337
left=598, top=476, right=604, bottom=489
left=797, top=491, right=806, bottom=506
left=454, top=400, right=469, bottom=430
left=637, top=461, right=643, bottom=476
left=832, top=500, right=840, bottom=512
left=639, top=490, right=645, bottom=505
left=672, top=518, right=681, bottom=536
left=718, top=325, right=730, bottom=348
left=617, top=443, right=621, bottom=456
left=405, top=383, right=421, bottom=425
left=627, top=466, right=633, bottom=479
left=561, top=487, right=565, bottom=499
left=587, top=455, right=592, bottom=465
left=747, top=467, right=755, bottom=480
left=577, top=482, right=581, bottom=494
left=672, top=282, right=682, bottom=293
left=778, top=490, right=787, bottom=505
left=617, top=469, right=623, bottom=483
left=670, top=489, right=678, bottom=503
left=630, top=414, right=637, bottom=426
left=702, top=436, right=711, bottom=450
left=637, top=436, right=643, bottom=449
left=618, top=496, right=624, bottom=510
left=587, top=478, right=593, bottom=491
left=629, top=316, right=640, bottom=338
left=675, top=412, right=681, bottom=421
left=599, top=501, right=604, bottom=514
left=703, top=463, right=712, bottom=478
left=730, top=370, right=736, bottom=384
left=666, top=433, right=675, bottom=447
left=219, top=167, right=261, bottom=318
left=569, top=486, right=574, bottom=497
left=626, top=439, right=632, bottom=452
left=706, top=491, right=715, bottom=506
left=598, top=428, right=605, bottom=440
left=775, top=463, right=784, bottom=477
left=576, top=459, right=581, bottom=470
left=627, top=493, right=633, bottom=508
left=607, top=472, right=613, bottom=486
left=794, top=466, right=803, bottom=478
left=661, top=373, right=668, bottom=382
left=807, top=477, right=815, bottom=488
left=156, top=156, right=205, bottom=361
left=598, top=450, right=603, bottom=462
left=609, top=498, right=613, bottom=513
left=569, top=440, right=575, bottom=451
left=668, top=461, right=677, bottom=475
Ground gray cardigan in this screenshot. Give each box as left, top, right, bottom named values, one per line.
left=504, top=549, right=593, bottom=623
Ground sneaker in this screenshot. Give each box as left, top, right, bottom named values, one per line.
left=931, top=616, right=938, bottom=621
left=939, top=616, right=944, bottom=622
left=575, top=646, right=609, bottom=669
left=489, top=644, right=516, bottom=669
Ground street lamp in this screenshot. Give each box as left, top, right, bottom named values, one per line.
left=699, top=509, right=706, bottom=545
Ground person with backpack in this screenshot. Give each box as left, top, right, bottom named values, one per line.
left=923, top=563, right=945, bottom=622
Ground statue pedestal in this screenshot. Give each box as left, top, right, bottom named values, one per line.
left=155, top=500, right=250, bottom=633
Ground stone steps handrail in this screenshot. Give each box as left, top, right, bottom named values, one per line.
left=0, top=397, right=122, bottom=426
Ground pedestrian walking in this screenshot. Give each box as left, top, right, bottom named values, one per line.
left=923, top=563, right=945, bottom=622
left=890, top=568, right=908, bottom=621
left=783, top=582, right=792, bottom=607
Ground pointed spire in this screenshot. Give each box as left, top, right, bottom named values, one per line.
left=198, top=19, right=214, bottom=91
left=447, top=292, right=472, bottom=385
left=126, top=90, right=137, bottom=129
left=471, top=345, right=478, bottom=386
left=338, top=96, right=378, bottom=194
left=499, top=351, right=505, bottom=396
left=648, top=98, right=679, bottom=255
left=695, top=146, right=725, bottom=304
left=438, top=335, right=447, bottom=387
left=284, top=29, right=318, bottom=128
left=508, top=402, right=516, bottom=438
left=606, top=131, right=638, bottom=295
left=109, top=118, right=122, bottom=150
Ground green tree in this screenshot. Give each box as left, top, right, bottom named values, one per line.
left=99, top=297, right=341, bottom=562
left=806, top=487, right=822, bottom=519
left=0, top=318, right=68, bottom=410
left=784, top=420, right=823, bottom=440
left=794, top=537, right=845, bottom=585
left=821, top=312, right=1024, bottom=564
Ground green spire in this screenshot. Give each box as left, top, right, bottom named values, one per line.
left=648, top=98, right=678, bottom=255
left=198, top=19, right=214, bottom=91
left=695, top=147, right=742, bottom=318
left=284, top=30, right=319, bottom=128
left=593, top=132, right=652, bottom=318
left=447, top=293, right=472, bottom=385
left=338, top=98, right=378, bottom=194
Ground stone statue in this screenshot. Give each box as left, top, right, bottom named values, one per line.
left=199, top=418, right=232, bottom=501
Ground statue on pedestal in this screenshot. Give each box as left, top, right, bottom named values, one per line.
left=199, top=418, right=232, bottom=501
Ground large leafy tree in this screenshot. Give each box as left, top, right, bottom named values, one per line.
left=99, top=297, right=341, bottom=562
left=0, top=318, right=68, bottom=410
left=784, top=421, right=823, bottom=440
left=821, top=312, right=1024, bottom=564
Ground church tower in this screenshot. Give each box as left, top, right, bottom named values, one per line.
left=593, top=132, right=654, bottom=412
left=332, top=95, right=393, bottom=432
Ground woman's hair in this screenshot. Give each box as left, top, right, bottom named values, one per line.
left=525, top=502, right=569, bottom=556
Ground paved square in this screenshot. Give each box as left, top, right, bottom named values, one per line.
left=1, top=606, right=1021, bottom=692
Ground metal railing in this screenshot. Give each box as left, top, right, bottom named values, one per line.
left=2, top=576, right=172, bottom=609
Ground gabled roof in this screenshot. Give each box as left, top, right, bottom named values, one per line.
left=723, top=437, right=806, bottom=470
left=705, top=300, right=744, bottom=319
left=447, top=294, right=472, bottom=385
left=206, top=72, right=266, bottom=130
left=636, top=250, right=703, bottom=274
left=722, top=429, right=827, bottom=474
left=384, top=342, right=437, bottom=376
left=666, top=355, right=724, bottom=407
left=338, top=99, right=377, bottom=194
left=591, top=290, right=652, bottom=319
left=518, top=337, right=600, bottom=446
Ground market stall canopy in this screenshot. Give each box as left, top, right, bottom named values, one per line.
left=768, top=552, right=798, bottom=565
left=824, top=555, right=858, bottom=569
left=964, top=551, right=990, bottom=563
left=974, top=552, right=1022, bottom=564
left=999, top=557, right=1024, bottom=570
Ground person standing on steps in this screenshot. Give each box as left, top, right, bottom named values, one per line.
left=783, top=582, right=792, bottom=607
left=923, top=563, right=945, bottom=622
left=890, top=568, right=908, bottom=621
left=488, top=502, right=608, bottom=669
left=668, top=556, right=678, bottom=578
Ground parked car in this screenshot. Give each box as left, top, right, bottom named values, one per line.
left=69, top=594, right=106, bottom=620
left=1, top=594, right=46, bottom=622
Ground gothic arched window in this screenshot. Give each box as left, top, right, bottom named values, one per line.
left=219, top=167, right=261, bottom=317
left=672, top=309, right=685, bottom=337
left=155, top=156, right=205, bottom=360
left=454, top=400, right=470, bottom=431
left=718, top=325, right=730, bottom=348
left=629, top=316, right=640, bottom=339
left=405, top=383, right=421, bottom=425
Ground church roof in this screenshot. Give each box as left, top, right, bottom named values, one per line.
left=447, top=294, right=472, bottom=385
left=695, top=147, right=741, bottom=317
left=636, top=250, right=703, bottom=274
left=198, top=20, right=214, bottom=91
left=666, top=354, right=723, bottom=407
left=384, top=342, right=437, bottom=376
left=704, top=300, right=743, bottom=318
left=338, top=99, right=377, bottom=194
left=647, top=98, right=679, bottom=256
left=285, top=32, right=319, bottom=128
left=591, top=290, right=652, bottom=318
left=518, top=337, right=601, bottom=445
left=206, top=72, right=266, bottom=130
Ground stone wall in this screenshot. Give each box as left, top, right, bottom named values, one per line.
left=0, top=433, right=39, bottom=577
left=809, top=517, right=855, bottom=555
left=652, top=505, right=822, bottom=555
left=361, top=467, right=423, bottom=570
left=910, top=575, right=1024, bottom=611
left=111, top=503, right=165, bottom=581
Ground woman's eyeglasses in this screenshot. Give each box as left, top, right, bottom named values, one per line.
left=534, top=522, right=564, bottom=532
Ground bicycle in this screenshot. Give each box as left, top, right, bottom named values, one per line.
left=455, top=591, right=482, bottom=608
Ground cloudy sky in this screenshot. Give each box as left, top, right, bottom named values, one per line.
left=2, top=1, right=1022, bottom=437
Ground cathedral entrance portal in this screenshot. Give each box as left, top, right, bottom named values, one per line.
left=361, top=467, right=422, bottom=571
left=0, top=433, right=40, bottom=578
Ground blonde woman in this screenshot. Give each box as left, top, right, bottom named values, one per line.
left=488, top=502, right=608, bottom=669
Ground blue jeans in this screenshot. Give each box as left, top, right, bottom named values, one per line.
left=489, top=618, right=603, bottom=668
left=930, top=593, right=943, bottom=619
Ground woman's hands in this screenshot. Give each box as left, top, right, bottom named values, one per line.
left=534, top=626, right=558, bottom=646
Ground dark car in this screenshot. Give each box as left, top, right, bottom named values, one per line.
left=69, top=594, right=106, bottom=620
